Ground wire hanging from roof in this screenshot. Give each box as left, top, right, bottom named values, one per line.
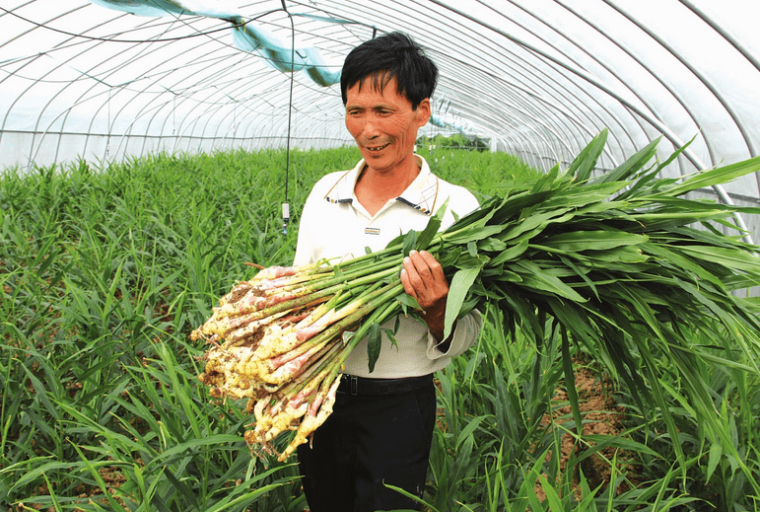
left=281, top=0, right=295, bottom=236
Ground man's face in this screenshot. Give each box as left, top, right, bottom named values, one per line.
left=345, top=76, right=430, bottom=175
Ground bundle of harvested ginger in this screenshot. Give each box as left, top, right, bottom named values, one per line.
left=193, top=261, right=408, bottom=461
left=193, top=130, right=760, bottom=462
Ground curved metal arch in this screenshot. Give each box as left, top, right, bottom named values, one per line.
left=606, top=1, right=760, bottom=194
left=157, top=11, right=350, bottom=151
left=37, top=60, right=142, bottom=166
left=148, top=26, right=294, bottom=148
left=438, top=65, right=576, bottom=162
left=0, top=0, right=758, bottom=236
left=69, top=4, right=337, bottom=160
left=333, top=0, right=629, bottom=168
left=552, top=0, right=708, bottom=180
left=508, top=0, right=702, bottom=179
left=81, top=34, right=226, bottom=159
left=270, top=2, right=638, bottom=164
left=428, top=0, right=752, bottom=241
left=83, top=17, right=239, bottom=159
left=427, top=45, right=600, bottom=158
left=449, top=62, right=602, bottom=170
left=146, top=55, right=271, bottom=156
left=24, top=8, right=214, bottom=164
left=397, top=0, right=638, bottom=165
left=0, top=4, right=98, bottom=165
left=0, top=3, right=88, bottom=53
left=439, top=58, right=582, bottom=161
left=424, top=95, right=539, bottom=154
left=681, top=0, right=760, bottom=76
left=106, top=25, right=277, bottom=157
left=469, top=108, right=549, bottom=167
left=437, top=72, right=568, bottom=165
left=198, top=70, right=310, bottom=143
left=478, top=0, right=650, bottom=157
left=34, top=7, right=211, bottom=162
left=0, top=5, right=251, bottom=44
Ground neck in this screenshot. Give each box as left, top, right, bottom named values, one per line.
left=364, top=156, right=420, bottom=192
left=355, top=156, right=421, bottom=216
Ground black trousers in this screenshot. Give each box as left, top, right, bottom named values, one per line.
left=297, top=380, right=436, bottom=512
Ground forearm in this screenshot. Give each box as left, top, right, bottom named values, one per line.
left=426, top=309, right=482, bottom=358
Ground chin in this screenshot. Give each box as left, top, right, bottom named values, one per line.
left=362, top=151, right=388, bottom=163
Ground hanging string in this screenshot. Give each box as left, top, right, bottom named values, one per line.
left=281, top=0, right=295, bottom=235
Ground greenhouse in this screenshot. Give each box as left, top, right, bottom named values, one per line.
left=2, top=0, right=760, bottom=510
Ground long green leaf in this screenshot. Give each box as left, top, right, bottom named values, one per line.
left=678, top=245, right=760, bottom=273
left=508, top=260, right=587, bottom=302
left=444, top=266, right=483, bottom=339
left=568, top=129, right=608, bottom=182
left=664, top=155, right=760, bottom=197
left=537, top=231, right=648, bottom=252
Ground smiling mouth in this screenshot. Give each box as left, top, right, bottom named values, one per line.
left=365, top=143, right=390, bottom=152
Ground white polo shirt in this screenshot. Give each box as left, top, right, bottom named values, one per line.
left=293, top=154, right=483, bottom=378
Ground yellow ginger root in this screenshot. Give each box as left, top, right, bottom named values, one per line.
left=200, top=344, right=272, bottom=399
left=249, top=399, right=309, bottom=446
left=244, top=303, right=336, bottom=361
left=194, top=262, right=357, bottom=462
left=246, top=265, right=300, bottom=284
left=278, top=377, right=341, bottom=461
left=252, top=395, right=270, bottom=422
left=212, top=287, right=300, bottom=320
left=293, top=302, right=330, bottom=330
left=256, top=338, right=335, bottom=386
left=191, top=311, right=270, bottom=341
left=249, top=324, right=300, bottom=360
left=247, top=397, right=282, bottom=439
left=223, top=311, right=289, bottom=343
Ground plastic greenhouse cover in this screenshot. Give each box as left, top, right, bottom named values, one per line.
left=1, top=0, right=759, bottom=213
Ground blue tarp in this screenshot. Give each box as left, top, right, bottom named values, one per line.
left=88, top=0, right=341, bottom=86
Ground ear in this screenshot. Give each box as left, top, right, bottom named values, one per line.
left=415, top=98, right=431, bottom=128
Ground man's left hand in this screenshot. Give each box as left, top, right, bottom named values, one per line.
left=400, top=250, right=449, bottom=343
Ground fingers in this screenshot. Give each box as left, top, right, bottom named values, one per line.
left=401, top=251, right=449, bottom=340
left=416, top=250, right=445, bottom=282
left=400, top=267, right=417, bottom=300
left=403, top=250, right=443, bottom=288
left=401, top=251, right=448, bottom=310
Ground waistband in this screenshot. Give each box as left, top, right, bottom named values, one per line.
left=337, top=374, right=433, bottom=396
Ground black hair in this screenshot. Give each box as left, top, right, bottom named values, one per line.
left=340, top=32, right=438, bottom=110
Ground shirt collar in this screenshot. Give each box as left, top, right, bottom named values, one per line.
left=323, top=154, right=439, bottom=216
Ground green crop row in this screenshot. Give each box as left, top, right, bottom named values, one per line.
left=1, top=147, right=759, bottom=511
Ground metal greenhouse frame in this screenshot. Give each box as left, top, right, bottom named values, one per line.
left=2, top=1, right=759, bottom=238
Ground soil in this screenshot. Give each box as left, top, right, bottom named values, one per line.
left=10, top=467, right=127, bottom=512
left=534, top=360, right=636, bottom=501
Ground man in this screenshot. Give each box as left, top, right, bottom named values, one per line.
left=293, top=32, right=482, bottom=512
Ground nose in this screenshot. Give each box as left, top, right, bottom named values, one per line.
left=361, top=115, right=381, bottom=140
